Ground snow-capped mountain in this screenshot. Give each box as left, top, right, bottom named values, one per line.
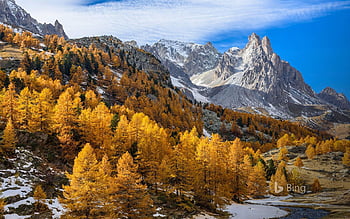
left=0, top=0, right=68, bottom=39
left=143, top=33, right=350, bottom=120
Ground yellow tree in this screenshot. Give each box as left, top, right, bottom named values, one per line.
left=1, top=119, right=17, bottom=155
left=33, top=185, right=47, bottom=212
left=247, top=161, right=267, bottom=197
left=62, top=143, right=101, bottom=218
left=277, top=134, right=292, bottom=148
left=269, top=161, right=288, bottom=196
left=16, top=87, right=33, bottom=130
left=95, top=154, right=120, bottom=217
left=228, top=138, right=247, bottom=201
left=137, top=119, right=171, bottom=190
left=52, top=88, right=80, bottom=160
left=29, top=88, right=54, bottom=132
left=305, top=145, right=316, bottom=159
left=111, top=115, right=131, bottom=158
left=343, top=147, right=350, bottom=166
left=84, top=89, right=99, bottom=109
left=294, top=157, right=303, bottom=168
left=171, top=127, right=199, bottom=195
left=115, top=152, right=154, bottom=218
left=206, top=134, right=231, bottom=206
left=157, top=155, right=174, bottom=194
left=79, top=102, right=113, bottom=157
left=1, top=83, right=18, bottom=125
left=0, top=199, right=4, bottom=215
left=277, top=146, right=289, bottom=161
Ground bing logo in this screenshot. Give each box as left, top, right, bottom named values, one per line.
left=274, top=182, right=306, bottom=194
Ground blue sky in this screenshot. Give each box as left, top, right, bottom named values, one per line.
left=16, top=0, right=350, bottom=97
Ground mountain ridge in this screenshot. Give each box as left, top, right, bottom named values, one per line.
left=142, top=34, right=350, bottom=128
left=0, top=0, right=68, bottom=39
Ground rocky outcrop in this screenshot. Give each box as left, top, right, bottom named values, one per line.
left=0, top=0, right=68, bottom=39
left=318, top=87, right=350, bottom=110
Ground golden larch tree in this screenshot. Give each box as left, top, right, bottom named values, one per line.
left=115, top=152, right=155, bottom=218
left=248, top=161, right=267, bottom=197
left=1, top=119, right=17, bottom=155
left=61, top=143, right=101, bottom=218
left=52, top=88, right=80, bottom=159
left=29, top=88, right=54, bottom=132
left=277, top=146, right=289, bottom=161
left=16, top=87, right=33, bottom=130
left=343, top=147, right=350, bottom=166
left=269, top=161, right=288, bottom=196
left=1, top=83, right=18, bottom=125
left=277, top=134, right=292, bottom=148
left=228, top=138, right=247, bottom=201
left=305, top=145, right=316, bottom=159
left=33, top=185, right=47, bottom=212
left=294, top=157, right=303, bottom=168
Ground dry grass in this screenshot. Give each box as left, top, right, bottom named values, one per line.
left=0, top=43, right=23, bottom=59
left=329, top=123, right=350, bottom=139
left=285, top=153, right=350, bottom=218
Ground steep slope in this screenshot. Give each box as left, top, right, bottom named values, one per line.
left=0, top=0, right=68, bottom=39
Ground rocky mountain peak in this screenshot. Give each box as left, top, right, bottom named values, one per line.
left=0, top=0, right=68, bottom=39
left=262, top=36, right=272, bottom=55
left=321, top=87, right=338, bottom=96
left=248, top=32, right=261, bottom=43
left=318, top=87, right=350, bottom=110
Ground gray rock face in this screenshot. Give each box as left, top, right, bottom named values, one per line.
left=142, top=39, right=221, bottom=77
left=144, top=33, right=350, bottom=121
left=0, top=0, right=68, bottom=39
left=318, top=87, right=350, bottom=110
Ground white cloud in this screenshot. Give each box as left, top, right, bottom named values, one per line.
left=16, top=0, right=350, bottom=44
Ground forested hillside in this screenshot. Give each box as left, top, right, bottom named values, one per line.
left=1, top=24, right=349, bottom=218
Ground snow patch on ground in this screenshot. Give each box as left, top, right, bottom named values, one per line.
left=191, top=88, right=209, bottom=103
left=170, top=76, right=185, bottom=88
left=45, top=198, right=66, bottom=219
left=5, top=197, right=35, bottom=211
left=203, top=128, right=211, bottom=137
left=4, top=214, right=31, bottom=219
left=224, top=202, right=288, bottom=219
left=246, top=195, right=326, bottom=207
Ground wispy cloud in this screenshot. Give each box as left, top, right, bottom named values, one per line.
left=16, top=0, right=350, bottom=44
